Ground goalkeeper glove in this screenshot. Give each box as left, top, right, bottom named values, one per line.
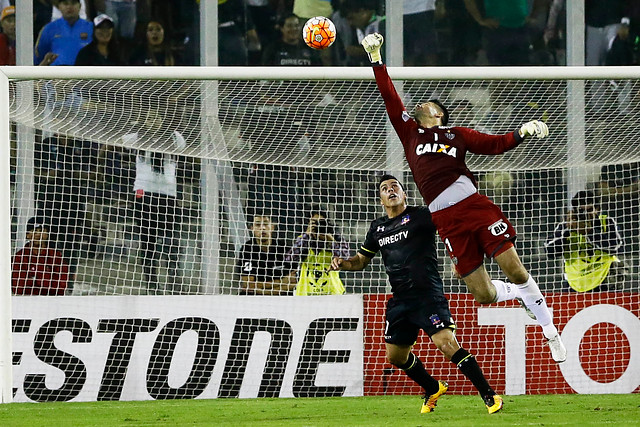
left=519, top=120, right=549, bottom=139
left=361, top=33, right=384, bottom=64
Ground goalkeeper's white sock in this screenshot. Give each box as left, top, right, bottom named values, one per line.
left=516, top=275, right=558, bottom=338
left=491, top=279, right=518, bottom=303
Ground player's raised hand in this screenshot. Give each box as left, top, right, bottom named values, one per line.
left=519, top=120, right=549, bottom=139
left=361, top=33, right=384, bottom=63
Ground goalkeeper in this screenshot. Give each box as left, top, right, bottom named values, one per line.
left=361, top=33, right=566, bottom=363
left=332, top=175, right=502, bottom=414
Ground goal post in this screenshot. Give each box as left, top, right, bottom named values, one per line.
left=0, top=70, right=13, bottom=403
left=2, top=65, right=640, bottom=403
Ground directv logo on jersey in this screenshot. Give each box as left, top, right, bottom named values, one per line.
left=415, top=143, right=458, bottom=157
left=378, top=230, right=409, bottom=247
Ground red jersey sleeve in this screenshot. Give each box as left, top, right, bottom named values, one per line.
left=456, top=127, right=523, bottom=155
left=372, top=64, right=417, bottom=144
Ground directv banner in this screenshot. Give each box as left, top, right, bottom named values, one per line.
left=11, top=295, right=364, bottom=402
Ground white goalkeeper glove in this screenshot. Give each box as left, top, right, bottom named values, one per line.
left=361, top=33, right=384, bottom=64
left=519, top=120, right=549, bottom=139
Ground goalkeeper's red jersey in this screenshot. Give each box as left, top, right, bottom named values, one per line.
left=372, top=64, right=524, bottom=206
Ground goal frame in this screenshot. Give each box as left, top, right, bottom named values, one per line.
left=2, top=64, right=640, bottom=403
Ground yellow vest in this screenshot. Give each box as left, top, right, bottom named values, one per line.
left=295, top=248, right=345, bottom=296
left=564, top=215, right=619, bottom=292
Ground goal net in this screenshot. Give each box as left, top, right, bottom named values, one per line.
left=2, top=66, right=639, bottom=403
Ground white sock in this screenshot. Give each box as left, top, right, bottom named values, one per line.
left=492, top=279, right=519, bottom=302
left=516, top=275, right=555, bottom=334
left=542, top=323, right=559, bottom=339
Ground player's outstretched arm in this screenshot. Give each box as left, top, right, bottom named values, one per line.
left=361, top=33, right=384, bottom=64
left=331, top=253, right=371, bottom=271
left=519, top=120, right=549, bottom=139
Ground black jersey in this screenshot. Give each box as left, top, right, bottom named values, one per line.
left=238, top=238, right=288, bottom=284
left=358, top=206, right=445, bottom=299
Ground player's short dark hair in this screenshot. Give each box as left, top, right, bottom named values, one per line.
left=428, top=99, right=449, bottom=125
left=378, top=174, right=404, bottom=190
left=571, top=190, right=599, bottom=209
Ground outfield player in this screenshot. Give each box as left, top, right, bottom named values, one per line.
left=360, top=33, right=566, bottom=363
left=331, top=175, right=503, bottom=414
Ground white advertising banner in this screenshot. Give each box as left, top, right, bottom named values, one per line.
left=11, top=295, right=364, bottom=402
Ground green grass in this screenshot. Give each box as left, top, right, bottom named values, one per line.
left=1, top=394, right=639, bottom=426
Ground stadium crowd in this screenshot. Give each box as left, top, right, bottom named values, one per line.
left=0, top=0, right=637, bottom=67
left=5, top=0, right=640, bottom=295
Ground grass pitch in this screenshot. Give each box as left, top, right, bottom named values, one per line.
left=1, top=394, right=638, bottom=426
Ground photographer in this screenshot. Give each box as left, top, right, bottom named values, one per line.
left=545, top=190, right=625, bottom=292
left=283, top=206, right=350, bottom=295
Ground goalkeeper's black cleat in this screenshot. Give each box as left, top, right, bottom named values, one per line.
left=421, top=381, right=448, bottom=413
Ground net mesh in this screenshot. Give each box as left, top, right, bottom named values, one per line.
left=7, top=73, right=640, bottom=401
left=12, top=78, right=639, bottom=170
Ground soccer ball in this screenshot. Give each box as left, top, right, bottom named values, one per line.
left=302, top=16, right=336, bottom=50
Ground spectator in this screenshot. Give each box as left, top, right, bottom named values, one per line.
left=403, top=0, right=437, bottom=66
left=12, top=217, right=69, bottom=296
left=35, top=133, right=99, bottom=293
left=598, top=162, right=640, bottom=255
left=34, top=0, right=55, bottom=41
left=261, top=13, right=322, bottom=66
left=330, top=1, right=353, bottom=65
left=124, top=109, right=185, bottom=293
left=545, top=190, right=625, bottom=292
left=52, top=0, right=89, bottom=21
left=75, top=14, right=125, bottom=65
left=545, top=0, right=629, bottom=66
left=34, top=0, right=94, bottom=66
left=585, top=0, right=628, bottom=66
left=247, top=0, right=279, bottom=46
left=237, top=213, right=295, bottom=295
left=283, top=206, right=350, bottom=295
left=339, top=0, right=385, bottom=66
left=0, top=5, right=15, bottom=66
left=463, top=0, right=546, bottom=66
left=606, top=17, right=635, bottom=66
left=605, top=18, right=636, bottom=115
left=128, top=20, right=176, bottom=65
left=101, top=0, right=137, bottom=40
left=217, top=0, right=260, bottom=66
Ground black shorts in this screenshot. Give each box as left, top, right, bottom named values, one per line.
left=384, top=296, right=456, bottom=345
